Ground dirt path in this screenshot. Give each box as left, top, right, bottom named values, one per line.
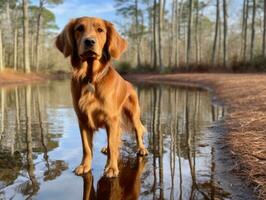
left=0, top=71, right=48, bottom=87
left=0, top=71, right=68, bottom=88
left=125, top=73, right=266, bottom=199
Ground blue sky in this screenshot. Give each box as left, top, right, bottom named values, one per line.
left=31, top=0, right=243, bottom=31
left=32, top=0, right=117, bottom=31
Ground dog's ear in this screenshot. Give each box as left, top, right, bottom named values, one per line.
left=105, top=21, right=127, bottom=60
left=55, top=19, right=76, bottom=57
left=55, top=19, right=80, bottom=67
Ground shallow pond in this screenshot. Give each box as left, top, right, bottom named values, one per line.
left=0, top=80, right=230, bottom=200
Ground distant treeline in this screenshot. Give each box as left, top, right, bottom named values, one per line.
left=0, top=0, right=69, bottom=73
left=1, top=0, right=266, bottom=74
left=115, top=0, right=266, bottom=73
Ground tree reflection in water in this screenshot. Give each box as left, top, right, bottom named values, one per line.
left=0, top=84, right=68, bottom=199
left=138, top=84, right=229, bottom=200
left=0, top=82, right=230, bottom=199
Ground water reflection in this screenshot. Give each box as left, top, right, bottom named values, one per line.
left=0, top=81, right=229, bottom=199
left=138, top=84, right=227, bottom=200
left=82, top=156, right=146, bottom=200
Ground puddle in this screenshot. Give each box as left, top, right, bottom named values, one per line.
left=0, top=80, right=233, bottom=199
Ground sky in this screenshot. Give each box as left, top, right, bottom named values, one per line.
left=31, top=0, right=243, bottom=32
left=32, top=0, right=117, bottom=31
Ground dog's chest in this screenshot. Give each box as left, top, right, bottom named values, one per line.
left=78, top=89, right=108, bottom=127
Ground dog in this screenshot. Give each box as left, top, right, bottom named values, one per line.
left=83, top=156, right=146, bottom=200
left=55, top=17, right=148, bottom=178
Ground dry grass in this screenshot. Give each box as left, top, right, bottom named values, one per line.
left=125, top=73, right=266, bottom=199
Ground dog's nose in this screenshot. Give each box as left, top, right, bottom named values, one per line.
left=84, top=38, right=96, bottom=47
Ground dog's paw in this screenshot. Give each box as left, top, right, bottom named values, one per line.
left=101, top=147, right=108, bottom=155
left=74, top=164, right=91, bottom=175
left=137, top=147, right=149, bottom=156
left=104, top=166, right=119, bottom=178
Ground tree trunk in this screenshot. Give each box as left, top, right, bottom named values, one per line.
left=158, top=0, right=164, bottom=70
left=135, top=0, right=141, bottom=67
left=0, top=30, right=3, bottom=71
left=178, top=0, right=184, bottom=39
left=168, top=0, right=176, bottom=67
left=263, top=0, right=266, bottom=56
left=212, top=0, right=220, bottom=65
left=250, top=0, right=256, bottom=61
left=23, top=0, right=30, bottom=73
left=36, top=0, right=44, bottom=71
left=186, top=0, right=193, bottom=64
left=1, top=89, right=5, bottom=139
left=241, top=0, right=246, bottom=58
left=218, top=13, right=222, bottom=63
left=147, top=0, right=153, bottom=65
left=195, top=0, right=200, bottom=64
left=31, top=33, right=34, bottom=67
left=243, top=0, right=249, bottom=61
left=153, top=0, right=157, bottom=69
left=174, top=0, right=180, bottom=67
left=13, top=29, right=17, bottom=70
left=223, top=0, right=228, bottom=68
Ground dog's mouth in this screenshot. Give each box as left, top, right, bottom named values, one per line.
left=80, top=50, right=99, bottom=59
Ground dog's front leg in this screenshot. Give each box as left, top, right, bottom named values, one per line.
left=105, top=117, right=120, bottom=178
left=75, top=123, right=93, bottom=175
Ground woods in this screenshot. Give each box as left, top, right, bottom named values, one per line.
left=0, top=1, right=266, bottom=73
left=116, top=0, right=266, bottom=72
left=0, top=0, right=64, bottom=73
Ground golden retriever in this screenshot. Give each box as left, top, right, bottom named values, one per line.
left=55, top=17, right=148, bottom=178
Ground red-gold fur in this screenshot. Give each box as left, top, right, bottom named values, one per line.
left=55, top=17, right=148, bottom=177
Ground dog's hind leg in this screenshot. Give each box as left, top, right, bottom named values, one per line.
left=127, top=92, right=148, bottom=156
left=132, top=115, right=149, bottom=156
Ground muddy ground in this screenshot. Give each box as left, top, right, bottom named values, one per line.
left=125, top=73, right=266, bottom=200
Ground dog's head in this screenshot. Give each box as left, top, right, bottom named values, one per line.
left=55, top=17, right=127, bottom=67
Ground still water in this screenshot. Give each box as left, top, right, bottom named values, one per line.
left=0, top=80, right=229, bottom=200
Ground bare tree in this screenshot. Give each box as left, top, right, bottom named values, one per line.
left=186, top=0, right=193, bottom=64
left=250, top=0, right=257, bottom=60
left=153, top=0, right=157, bottom=69
left=35, top=0, right=44, bottom=71
left=243, top=0, right=249, bottom=61
left=195, top=0, right=200, bottom=64
left=169, top=0, right=176, bottom=66
left=158, top=0, right=164, bottom=70
left=13, top=29, right=17, bottom=70
left=0, top=30, right=3, bottom=71
left=212, top=0, right=220, bottom=65
left=23, top=0, right=30, bottom=73
left=263, top=0, right=266, bottom=56
left=135, top=0, right=141, bottom=66
left=223, top=0, right=228, bottom=67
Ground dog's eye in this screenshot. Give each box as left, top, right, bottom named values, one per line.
left=76, top=25, right=84, bottom=32
left=97, top=28, right=104, bottom=33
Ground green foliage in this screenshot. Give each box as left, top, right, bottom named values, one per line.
left=0, top=0, right=17, bottom=10
left=116, top=61, right=132, bottom=74
left=29, top=5, right=58, bottom=30
left=232, top=55, right=266, bottom=72
left=46, top=0, right=64, bottom=4
left=116, top=61, right=162, bottom=74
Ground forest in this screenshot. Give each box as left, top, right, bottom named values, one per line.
left=0, top=1, right=265, bottom=200
left=0, top=0, right=265, bottom=73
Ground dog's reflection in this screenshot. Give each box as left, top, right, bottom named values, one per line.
left=82, top=156, right=146, bottom=200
